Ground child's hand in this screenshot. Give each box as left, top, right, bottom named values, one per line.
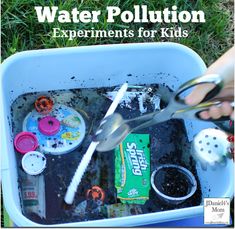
left=185, top=46, right=234, bottom=120
left=185, top=81, right=234, bottom=120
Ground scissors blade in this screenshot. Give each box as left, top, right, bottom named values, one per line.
left=152, top=108, right=172, bottom=124
left=130, top=109, right=169, bottom=132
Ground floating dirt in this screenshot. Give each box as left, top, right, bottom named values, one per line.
left=154, top=168, right=190, bottom=198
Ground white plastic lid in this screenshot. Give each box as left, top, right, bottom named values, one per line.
left=21, top=151, right=46, bottom=175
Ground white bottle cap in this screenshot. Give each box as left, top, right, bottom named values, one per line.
left=22, top=151, right=46, bottom=175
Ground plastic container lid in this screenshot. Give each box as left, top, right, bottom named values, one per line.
left=38, top=116, right=60, bottom=136
left=21, top=151, right=46, bottom=175
left=23, top=104, right=86, bottom=155
left=14, top=132, right=38, bottom=154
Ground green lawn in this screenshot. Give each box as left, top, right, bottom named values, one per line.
left=1, top=0, right=234, bottom=65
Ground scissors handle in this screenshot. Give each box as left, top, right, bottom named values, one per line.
left=174, top=74, right=223, bottom=104
left=173, top=100, right=234, bottom=121
left=170, top=74, right=234, bottom=122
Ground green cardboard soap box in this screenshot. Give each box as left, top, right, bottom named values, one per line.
left=115, top=133, right=150, bottom=204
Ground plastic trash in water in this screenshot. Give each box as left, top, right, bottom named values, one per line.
left=14, top=132, right=39, bottom=154
left=21, top=151, right=46, bottom=175
left=73, top=201, right=142, bottom=219
left=35, top=96, right=54, bottom=115
left=73, top=195, right=143, bottom=220
left=151, top=164, right=197, bottom=205
left=104, top=85, right=161, bottom=113
left=19, top=169, right=46, bottom=219
left=61, top=115, right=82, bottom=128
left=23, top=104, right=86, bottom=155
left=73, top=200, right=88, bottom=217
left=86, top=186, right=105, bottom=205
left=191, top=128, right=233, bottom=170
left=101, top=203, right=142, bottom=218
left=73, top=199, right=103, bottom=218
left=38, top=116, right=60, bottom=136
left=64, top=83, right=128, bottom=205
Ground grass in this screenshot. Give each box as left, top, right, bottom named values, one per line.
left=1, top=0, right=234, bottom=65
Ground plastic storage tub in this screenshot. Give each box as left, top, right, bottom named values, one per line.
left=1, top=43, right=234, bottom=227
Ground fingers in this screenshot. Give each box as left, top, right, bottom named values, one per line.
left=199, top=102, right=233, bottom=120
left=221, top=102, right=233, bottom=116
left=215, top=85, right=234, bottom=99
left=185, top=83, right=215, bottom=105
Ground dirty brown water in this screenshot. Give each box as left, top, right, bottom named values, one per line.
left=11, top=84, right=201, bottom=224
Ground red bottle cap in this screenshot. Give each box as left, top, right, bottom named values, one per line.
left=14, top=132, right=38, bottom=154
left=86, top=185, right=105, bottom=203
left=35, top=96, right=53, bottom=114
left=38, top=116, right=60, bottom=136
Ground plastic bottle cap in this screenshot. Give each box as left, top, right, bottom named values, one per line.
left=22, top=151, right=46, bottom=175
left=14, top=132, right=38, bottom=154
left=86, top=186, right=105, bottom=203
left=38, top=116, right=60, bottom=136
left=35, top=96, right=53, bottom=114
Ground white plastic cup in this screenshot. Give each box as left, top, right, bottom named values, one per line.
left=151, top=164, right=197, bottom=204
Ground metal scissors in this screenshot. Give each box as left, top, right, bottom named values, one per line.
left=95, top=74, right=233, bottom=152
